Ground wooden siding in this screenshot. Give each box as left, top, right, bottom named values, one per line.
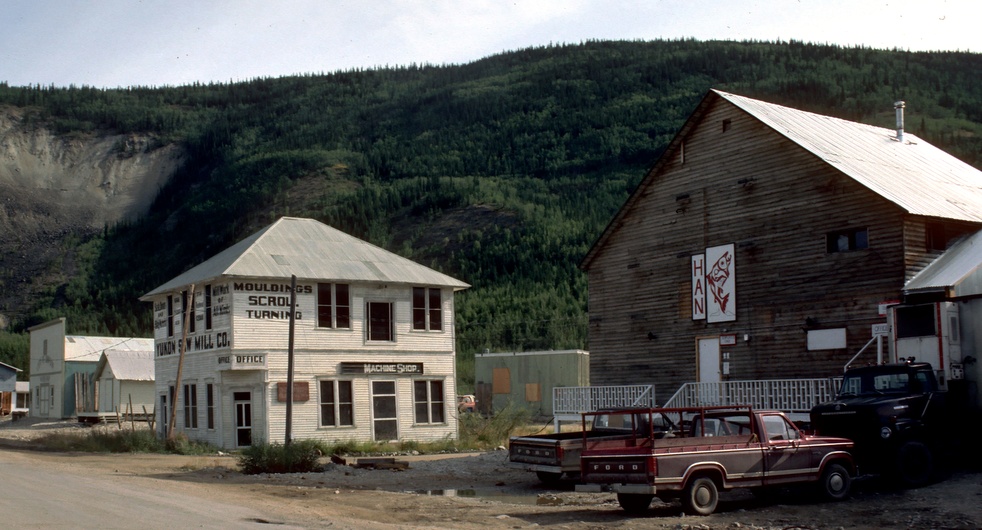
left=151, top=278, right=458, bottom=449
left=586, top=98, right=913, bottom=404
left=902, top=216, right=982, bottom=283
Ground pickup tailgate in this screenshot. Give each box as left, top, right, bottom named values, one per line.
left=508, top=432, right=583, bottom=469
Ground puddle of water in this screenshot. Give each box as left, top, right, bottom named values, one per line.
left=408, top=489, right=564, bottom=506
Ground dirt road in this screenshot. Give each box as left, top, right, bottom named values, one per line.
left=2, top=418, right=981, bottom=529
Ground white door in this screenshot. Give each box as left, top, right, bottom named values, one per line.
left=697, top=338, right=721, bottom=405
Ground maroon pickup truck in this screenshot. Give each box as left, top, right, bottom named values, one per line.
left=575, top=406, right=855, bottom=515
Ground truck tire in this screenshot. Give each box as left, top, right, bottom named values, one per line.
left=535, top=471, right=563, bottom=484
left=682, top=476, right=719, bottom=516
left=616, top=493, right=653, bottom=514
left=818, top=463, right=851, bottom=501
left=895, top=440, right=933, bottom=488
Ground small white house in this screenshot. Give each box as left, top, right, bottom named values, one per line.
left=91, top=349, right=155, bottom=420
left=140, top=217, right=470, bottom=449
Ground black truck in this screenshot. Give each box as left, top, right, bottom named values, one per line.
left=810, top=362, right=951, bottom=487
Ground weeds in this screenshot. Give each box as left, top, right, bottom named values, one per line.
left=34, top=429, right=218, bottom=455
left=238, top=439, right=325, bottom=474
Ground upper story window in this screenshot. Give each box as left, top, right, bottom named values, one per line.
left=826, top=228, right=868, bottom=253
left=412, top=287, right=443, bottom=331
left=167, top=295, right=175, bottom=337
left=926, top=223, right=949, bottom=251
left=204, top=284, right=213, bottom=330
left=183, top=290, right=195, bottom=334
left=317, top=283, right=350, bottom=329
left=367, top=301, right=394, bottom=342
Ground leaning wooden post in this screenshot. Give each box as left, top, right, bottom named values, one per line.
left=168, top=284, right=195, bottom=441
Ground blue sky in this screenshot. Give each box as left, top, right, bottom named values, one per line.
left=2, top=0, right=979, bottom=88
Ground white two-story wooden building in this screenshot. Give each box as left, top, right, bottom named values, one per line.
left=140, top=217, right=469, bottom=449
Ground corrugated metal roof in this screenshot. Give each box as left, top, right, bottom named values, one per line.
left=0, top=360, right=22, bottom=373
left=904, top=230, right=982, bottom=297
left=142, top=217, right=470, bottom=298
left=716, top=90, right=982, bottom=223
left=64, top=336, right=155, bottom=363
left=96, top=349, right=155, bottom=381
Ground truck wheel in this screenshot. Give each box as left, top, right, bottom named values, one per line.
left=616, top=493, right=653, bottom=514
left=535, top=471, right=563, bottom=484
left=818, top=463, right=851, bottom=501
left=896, top=441, right=933, bottom=488
left=682, top=477, right=719, bottom=516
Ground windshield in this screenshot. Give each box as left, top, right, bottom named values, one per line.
left=838, top=371, right=911, bottom=396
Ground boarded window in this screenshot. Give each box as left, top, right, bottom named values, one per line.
left=492, top=367, right=511, bottom=394
left=525, top=383, right=542, bottom=402
left=276, top=382, right=310, bottom=402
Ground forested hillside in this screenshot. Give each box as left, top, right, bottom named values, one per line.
left=1, top=39, right=981, bottom=387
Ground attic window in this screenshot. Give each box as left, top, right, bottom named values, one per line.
left=271, top=254, right=290, bottom=265
left=722, top=119, right=732, bottom=133
left=926, top=223, right=948, bottom=251
left=826, top=228, right=869, bottom=253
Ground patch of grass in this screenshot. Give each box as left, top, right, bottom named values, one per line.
left=238, top=439, right=325, bottom=474
left=457, top=403, right=533, bottom=449
left=34, top=429, right=218, bottom=455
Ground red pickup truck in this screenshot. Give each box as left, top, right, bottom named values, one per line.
left=575, top=406, right=855, bottom=515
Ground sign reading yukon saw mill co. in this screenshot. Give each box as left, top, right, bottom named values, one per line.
left=339, top=362, right=424, bottom=375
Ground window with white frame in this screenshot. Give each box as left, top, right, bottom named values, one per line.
left=317, top=283, right=351, bottom=329
left=366, top=301, right=394, bottom=341
left=412, top=287, right=443, bottom=331
left=184, top=383, right=198, bottom=429
left=320, top=380, right=354, bottom=427
left=206, top=383, right=215, bottom=429
left=413, top=380, right=446, bottom=424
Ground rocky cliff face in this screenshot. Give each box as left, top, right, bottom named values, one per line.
left=0, top=106, right=185, bottom=329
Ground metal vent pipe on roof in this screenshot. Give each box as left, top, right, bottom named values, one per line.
left=895, top=101, right=905, bottom=142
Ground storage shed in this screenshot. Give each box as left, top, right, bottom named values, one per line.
left=1, top=361, right=23, bottom=417
left=91, top=349, right=155, bottom=421
left=28, top=317, right=154, bottom=419
left=474, top=350, right=589, bottom=417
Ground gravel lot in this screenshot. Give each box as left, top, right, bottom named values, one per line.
left=3, top=416, right=982, bottom=529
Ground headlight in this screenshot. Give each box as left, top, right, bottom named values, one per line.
left=880, top=426, right=892, bottom=439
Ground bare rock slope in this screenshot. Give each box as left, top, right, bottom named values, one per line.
left=0, top=106, right=185, bottom=327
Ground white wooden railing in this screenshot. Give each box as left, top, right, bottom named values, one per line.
left=552, top=385, right=656, bottom=430
left=661, top=378, right=842, bottom=414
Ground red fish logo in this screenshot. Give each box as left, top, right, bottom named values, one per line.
left=707, top=251, right=732, bottom=314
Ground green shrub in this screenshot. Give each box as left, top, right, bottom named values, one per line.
left=458, top=403, right=533, bottom=449
left=238, top=439, right=325, bottom=474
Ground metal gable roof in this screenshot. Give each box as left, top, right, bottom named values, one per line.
left=96, top=349, right=155, bottom=381
left=64, top=336, right=155, bottom=363
left=142, top=217, right=470, bottom=298
left=716, top=90, right=982, bottom=223
left=904, top=230, right=982, bottom=297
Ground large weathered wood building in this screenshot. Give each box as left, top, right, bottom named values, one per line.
left=140, top=217, right=469, bottom=449
left=581, top=89, right=982, bottom=404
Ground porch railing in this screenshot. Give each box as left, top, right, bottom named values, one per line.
left=551, top=385, right=656, bottom=431
left=661, top=378, right=841, bottom=414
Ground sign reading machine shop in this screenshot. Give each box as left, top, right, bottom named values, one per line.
left=339, top=362, right=424, bottom=375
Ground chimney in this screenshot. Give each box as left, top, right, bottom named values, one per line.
left=894, top=101, right=905, bottom=142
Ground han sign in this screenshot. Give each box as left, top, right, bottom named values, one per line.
left=692, top=244, right=736, bottom=323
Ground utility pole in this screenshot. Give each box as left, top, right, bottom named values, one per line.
left=168, top=284, right=194, bottom=440
left=285, top=275, right=297, bottom=446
